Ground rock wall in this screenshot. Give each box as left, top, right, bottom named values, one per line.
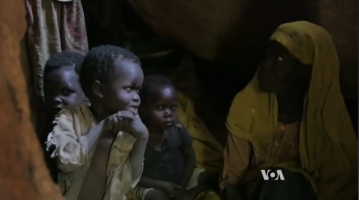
left=128, top=0, right=358, bottom=98
left=0, top=1, right=63, bottom=199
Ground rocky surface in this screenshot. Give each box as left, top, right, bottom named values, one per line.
left=128, top=0, right=358, bottom=98
left=0, top=0, right=63, bottom=199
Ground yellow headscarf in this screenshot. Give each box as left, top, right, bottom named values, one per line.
left=226, top=21, right=358, bottom=200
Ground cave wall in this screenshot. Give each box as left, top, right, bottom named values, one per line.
left=0, top=0, right=63, bottom=199
left=128, top=0, right=358, bottom=98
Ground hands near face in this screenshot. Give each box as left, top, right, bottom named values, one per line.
left=104, top=110, right=148, bottom=139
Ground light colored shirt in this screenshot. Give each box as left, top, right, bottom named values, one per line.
left=46, top=104, right=142, bottom=200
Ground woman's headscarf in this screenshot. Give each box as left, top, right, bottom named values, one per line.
left=226, top=21, right=358, bottom=200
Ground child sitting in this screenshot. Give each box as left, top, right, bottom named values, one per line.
left=46, top=45, right=149, bottom=200
left=43, top=51, right=87, bottom=116
left=134, top=75, right=219, bottom=200
left=41, top=51, right=86, bottom=182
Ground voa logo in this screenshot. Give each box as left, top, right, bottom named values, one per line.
left=261, top=169, right=285, bottom=180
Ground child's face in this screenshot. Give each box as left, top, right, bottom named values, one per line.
left=141, top=86, right=178, bottom=131
left=98, top=60, right=143, bottom=115
left=44, top=67, right=85, bottom=115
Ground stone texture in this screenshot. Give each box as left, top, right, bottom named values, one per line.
left=0, top=0, right=63, bottom=199
left=128, top=0, right=358, bottom=98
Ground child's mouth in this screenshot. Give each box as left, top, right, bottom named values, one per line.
left=51, top=106, right=62, bottom=114
left=165, top=121, right=173, bottom=127
left=129, top=107, right=138, bottom=114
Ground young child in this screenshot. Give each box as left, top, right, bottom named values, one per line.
left=41, top=51, right=86, bottom=182
left=43, top=51, right=87, bottom=116
left=134, top=75, right=218, bottom=200
left=46, top=45, right=149, bottom=200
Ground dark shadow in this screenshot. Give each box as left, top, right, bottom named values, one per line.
left=82, top=0, right=154, bottom=48
left=19, top=35, right=38, bottom=130
left=213, top=0, right=319, bottom=94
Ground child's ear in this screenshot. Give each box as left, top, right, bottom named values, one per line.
left=92, top=80, right=103, bottom=98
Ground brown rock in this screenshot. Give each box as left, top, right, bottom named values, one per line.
left=128, top=0, right=358, bottom=98
left=0, top=1, right=64, bottom=199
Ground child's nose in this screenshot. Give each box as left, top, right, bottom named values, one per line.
left=132, top=92, right=140, bottom=103
left=53, top=96, right=62, bottom=103
left=164, top=109, right=173, bottom=117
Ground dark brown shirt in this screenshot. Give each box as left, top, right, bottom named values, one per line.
left=142, top=125, right=192, bottom=184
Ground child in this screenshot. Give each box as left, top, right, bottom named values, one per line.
left=43, top=51, right=87, bottom=116
left=41, top=51, right=86, bottom=182
left=46, top=45, right=149, bottom=200
left=134, top=75, right=219, bottom=200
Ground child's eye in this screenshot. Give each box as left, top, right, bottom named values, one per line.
left=156, top=105, right=164, bottom=110
left=277, top=56, right=283, bottom=61
left=62, top=89, right=72, bottom=95
left=170, top=105, right=177, bottom=110
left=125, top=87, right=132, bottom=92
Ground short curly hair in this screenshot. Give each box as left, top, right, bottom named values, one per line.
left=79, top=45, right=141, bottom=97
left=140, top=75, right=174, bottom=103
left=44, top=51, right=84, bottom=74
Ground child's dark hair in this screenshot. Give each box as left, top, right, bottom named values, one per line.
left=44, top=51, right=84, bottom=74
left=79, top=45, right=141, bottom=97
left=140, top=75, right=174, bottom=103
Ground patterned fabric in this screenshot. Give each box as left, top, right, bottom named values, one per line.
left=25, top=0, right=88, bottom=100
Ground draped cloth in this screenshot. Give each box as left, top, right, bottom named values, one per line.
left=25, top=0, right=88, bottom=100
left=226, top=21, right=358, bottom=200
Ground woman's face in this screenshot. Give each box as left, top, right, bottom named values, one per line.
left=257, top=41, right=312, bottom=93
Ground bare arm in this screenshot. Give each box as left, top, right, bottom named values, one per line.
left=54, top=120, right=106, bottom=172
left=175, top=125, right=196, bottom=189
left=78, top=112, right=148, bottom=200
left=180, top=145, right=196, bottom=189
left=76, top=115, right=121, bottom=200
left=77, top=114, right=132, bottom=200
left=129, top=135, right=148, bottom=182
left=77, top=137, right=112, bottom=200
left=220, top=133, right=251, bottom=200
left=47, top=108, right=103, bottom=173
left=81, top=120, right=106, bottom=152
left=138, top=176, right=165, bottom=190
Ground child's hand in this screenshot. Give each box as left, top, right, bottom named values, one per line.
left=104, top=111, right=134, bottom=134
left=159, top=181, right=181, bottom=196
left=127, top=111, right=149, bottom=139
left=181, top=187, right=203, bottom=200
